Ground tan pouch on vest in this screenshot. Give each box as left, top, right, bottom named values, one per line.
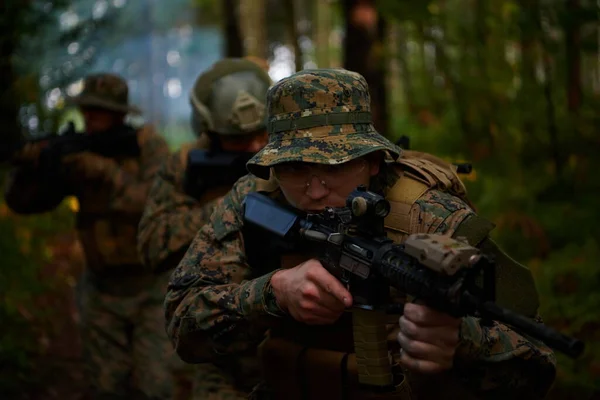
left=396, top=150, right=470, bottom=205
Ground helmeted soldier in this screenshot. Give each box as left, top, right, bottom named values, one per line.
left=137, top=58, right=271, bottom=399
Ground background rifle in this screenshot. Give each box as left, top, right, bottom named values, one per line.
left=243, top=187, right=585, bottom=391
left=0, top=121, right=140, bottom=166
left=396, top=135, right=472, bottom=174
left=183, top=149, right=254, bottom=200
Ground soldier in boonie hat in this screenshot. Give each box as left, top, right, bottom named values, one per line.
left=165, top=68, right=553, bottom=400
left=246, top=68, right=401, bottom=180
left=69, top=72, right=141, bottom=115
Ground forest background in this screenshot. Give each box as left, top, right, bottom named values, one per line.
left=0, top=0, right=598, bottom=398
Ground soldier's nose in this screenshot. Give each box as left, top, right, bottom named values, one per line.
left=305, top=175, right=329, bottom=199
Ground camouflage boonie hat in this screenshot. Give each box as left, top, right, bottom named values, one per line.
left=246, top=68, right=401, bottom=179
left=68, top=73, right=141, bottom=114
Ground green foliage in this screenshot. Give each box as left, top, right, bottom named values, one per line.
left=0, top=170, right=75, bottom=397
left=383, top=0, right=600, bottom=392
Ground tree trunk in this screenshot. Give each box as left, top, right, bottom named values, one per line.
left=313, top=0, right=331, bottom=67
left=0, top=0, right=25, bottom=146
left=565, top=0, right=581, bottom=112
left=538, top=7, right=562, bottom=175
left=386, top=22, right=406, bottom=118
left=473, top=0, right=494, bottom=148
left=284, top=0, right=303, bottom=72
left=239, top=0, right=267, bottom=59
left=342, top=0, right=389, bottom=136
left=222, top=0, right=243, bottom=57
left=519, top=0, right=539, bottom=138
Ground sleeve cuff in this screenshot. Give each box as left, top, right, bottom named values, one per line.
left=239, top=270, right=288, bottom=318
left=263, top=270, right=287, bottom=317
left=455, top=316, right=483, bottom=362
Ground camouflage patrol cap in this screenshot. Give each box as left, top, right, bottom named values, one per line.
left=68, top=73, right=141, bottom=114
left=190, top=58, right=272, bottom=136
left=246, top=68, right=402, bottom=179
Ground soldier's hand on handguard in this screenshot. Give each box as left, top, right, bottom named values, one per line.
left=270, top=259, right=353, bottom=325
left=62, top=152, right=119, bottom=183
left=13, top=142, right=45, bottom=166
left=397, top=302, right=461, bottom=374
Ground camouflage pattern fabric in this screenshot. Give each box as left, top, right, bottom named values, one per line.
left=164, top=68, right=556, bottom=399
left=246, top=68, right=401, bottom=179
left=137, top=136, right=219, bottom=273
left=68, top=72, right=142, bottom=114
left=79, top=270, right=180, bottom=400
left=137, top=135, right=258, bottom=399
left=3, top=125, right=184, bottom=399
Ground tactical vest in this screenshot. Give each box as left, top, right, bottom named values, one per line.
left=252, top=152, right=540, bottom=400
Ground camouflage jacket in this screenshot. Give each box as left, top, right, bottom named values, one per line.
left=137, top=135, right=232, bottom=274
left=4, top=125, right=169, bottom=291
left=165, top=169, right=557, bottom=398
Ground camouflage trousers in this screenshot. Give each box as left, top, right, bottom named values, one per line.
left=192, top=363, right=250, bottom=400
left=77, top=271, right=194, bottom=400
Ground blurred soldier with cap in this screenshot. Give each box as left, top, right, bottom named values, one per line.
left=5, top=73, right=177, bottom=399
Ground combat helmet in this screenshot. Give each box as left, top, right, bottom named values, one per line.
left=246, top=68, right=401, bottom=179
left=190, top=58, right=272, bottom=136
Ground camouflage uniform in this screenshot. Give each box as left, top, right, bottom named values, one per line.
left=164, top=69, right=557, bottom=399
left=137, top=59, right=272, bottom=399
left=4, top=74, right=177, bottom=400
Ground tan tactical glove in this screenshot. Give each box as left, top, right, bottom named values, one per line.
left=62, top=152, right=119, bottom=183
left=12, top=142, right=45, bottom=165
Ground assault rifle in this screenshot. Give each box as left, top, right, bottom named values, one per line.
left=184, top=149, right=254, bottom=200
left=243, top=186, right=584, bottom=390
left=0, top=121, right=140, bottom=166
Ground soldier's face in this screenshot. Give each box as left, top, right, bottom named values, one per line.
left=81, top=107, right=124, bottom=134
left=220, top=131, right=268, bottom=153
left=275, top=156, right=380, bottom=211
